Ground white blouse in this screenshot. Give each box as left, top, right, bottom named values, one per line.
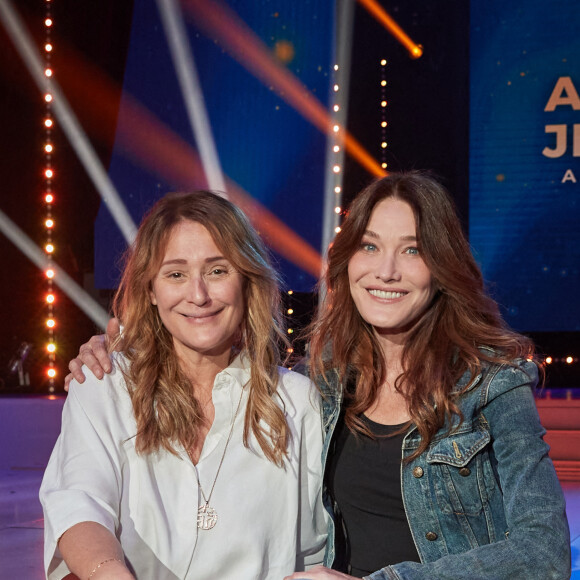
left=40, top=353, right=327, bottom=579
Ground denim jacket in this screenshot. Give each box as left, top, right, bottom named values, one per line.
left=317, top=358, right=571, bottom=580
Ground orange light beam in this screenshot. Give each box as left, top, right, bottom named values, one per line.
left=357, top=0, right=423, bottom=59
left=115, top=93, right=322, bottom=276
left=183, top=0, right=385, bottom=178
left=50, top=44, right=322, bottom=276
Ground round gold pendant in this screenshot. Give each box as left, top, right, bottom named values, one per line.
left=197, top=503, right=218, bottom=530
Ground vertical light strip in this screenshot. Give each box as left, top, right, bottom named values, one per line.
left=321, top=0, right=355, bottom=280
left=380, top=58, right=388, bottom=171
left=43, top=0, right=56, bottom=391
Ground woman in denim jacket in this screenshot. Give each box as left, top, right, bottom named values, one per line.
left=285, top=172, right=570, bottom=580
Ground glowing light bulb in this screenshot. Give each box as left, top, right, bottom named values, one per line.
left=46, top=294, right=55, bottom=304
left=287, top=328, right=294, bottom=334
left=45, top=219, right=54, bottom=228
left=333, top=165, right=340, bottom=173
left=333, top=145, right=340, bottom=153
left=334, top=226, right=341, bottom=233
left=333, top=125, right=339, bottom=133
left=333, top=105, right=339, bottom=112
left=334, top=186, right=341, bottom=193
left=45, top=268, right=55, bottom=278
left=47, top=343, right=56, bottom=353
left=45, top=118, right=53, bottom=128
left=45, top=18, right=53, bottom=27
left=46, top=318, right=56, bottom=328
left=45, top=244, right=54, bottom=253
left=45, top=194, right=54, bottom=203
left=334, top=206, right=341, bottom=214
left=45, top=68, right=53, bottom=77
left=381, top=100, right=387, bottom=107
left=566, top=356, right=574, bottom=364
left=45, top=43, right=53, bottom=52
left=47, top=368, right=57, bottom=378
left=45, top=169, right=53, bottom=178
left=45, top=93, right=52, bottom=102
left=381, top=80, right=387, bottom=86
left=287, top=308, right=294, bottom=315
left=380, top=59, right=387, bottom=66
left=381, top=121, right=387, bottom=127
left=287, top=290, right=293, bottom=295
left=545, top=356, right=552, bottom=364
left=45, top=144, right=53, bottom=153
left=333, top=84, right=339, bottom=92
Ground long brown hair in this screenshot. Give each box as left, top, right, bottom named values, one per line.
left=113, top=191, right=289, bottom=465
left=310, top=171, right=537, bottom=459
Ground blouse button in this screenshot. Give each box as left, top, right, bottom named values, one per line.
left=412, top=466, right=424, bottom=478
left=425, top=532, right=438, bottom=541
left=459, top=467, right=471, bottom=477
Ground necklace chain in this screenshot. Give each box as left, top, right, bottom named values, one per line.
left=188, top=386, right=244, bottom=530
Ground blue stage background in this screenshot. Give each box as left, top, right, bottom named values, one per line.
left=94, top=0, right=334, bottom=291
left=470, top=0, right=580, bottom=332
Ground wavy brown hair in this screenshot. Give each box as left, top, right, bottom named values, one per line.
left=309, top=171, right=538, bottom=459
left=113, top=191, right=290, bottom=465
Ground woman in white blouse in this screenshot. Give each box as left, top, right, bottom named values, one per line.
left=40, top=191, right=327, bottom=580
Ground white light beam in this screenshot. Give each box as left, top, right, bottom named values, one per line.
left=0, top=0, right=137, bottom=244
left=156, top=0, right=227, bottom=195
left=0, top=208, right=110, bottom=330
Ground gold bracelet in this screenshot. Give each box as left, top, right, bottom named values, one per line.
left=87, top=558, right=123, bottom=579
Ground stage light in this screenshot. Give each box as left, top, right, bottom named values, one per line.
left=287, top=309, right=294, bottom=315
left=45, top=243, right=54, bottom=253
left=46, top=294, right=55, bottom=303
left=45, top=169, right=53, bottom=178
left=45, top=219, right=54, bottom=228
left=47, top=368, right=57, bottom=378
left=47, top=343, right=56, bottom=353
left=45, top=193, right=54, bottom=203
left=411, top=45, right=423, bottom=59
left=45, top=269, right=55, bottom=278
left=566, top=356, right=574, bottom=364
left=46, top=318, right=56, bottom=328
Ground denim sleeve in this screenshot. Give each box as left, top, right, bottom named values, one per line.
left=363, top=361, right=571, bottom=580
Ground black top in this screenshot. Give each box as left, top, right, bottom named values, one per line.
left=326, top=414, right=420, bottom=578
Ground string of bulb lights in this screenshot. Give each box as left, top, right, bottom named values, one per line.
left=43, top=0, right=57, bottom=392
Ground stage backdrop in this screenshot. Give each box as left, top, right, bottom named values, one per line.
left=470, top=0, right=580, bottom=332
left=94, top=0, right=335, bottom=291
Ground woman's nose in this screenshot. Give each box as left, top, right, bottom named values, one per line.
left=187, top=276, right=210, bottom=306
left=375, top=253, right=401, bottom=282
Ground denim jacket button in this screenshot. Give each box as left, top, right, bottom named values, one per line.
left=459, top=467, right=471, bottom=477
left=412, top=466, right=424, bottom=478
left=425, top=531, right=438, bottom=541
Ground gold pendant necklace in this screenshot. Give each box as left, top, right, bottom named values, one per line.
left=189, top=387, right=244, bottom=530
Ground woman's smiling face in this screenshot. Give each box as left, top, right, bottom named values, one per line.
left=149, top=220, right=245, bottom=364
left=347, top=198, right=435, bottom=339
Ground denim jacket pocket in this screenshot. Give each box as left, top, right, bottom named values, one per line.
left=426, top=429, right=492, bottom=517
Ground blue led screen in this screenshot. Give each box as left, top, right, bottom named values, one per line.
left=95, top=0, right=335, bottom=291
left=470, top=0, right=580, bottom=331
